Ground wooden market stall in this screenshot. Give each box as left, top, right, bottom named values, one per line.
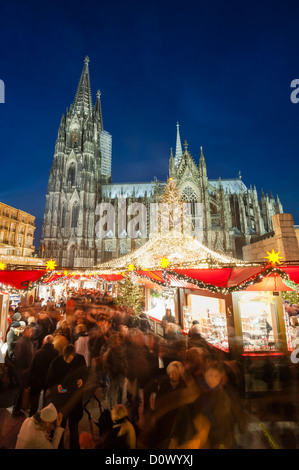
left=95, top=231, right=299, bottom=365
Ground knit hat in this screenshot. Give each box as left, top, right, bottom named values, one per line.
left=40, top=403, right=58, bottom=422
left=13, top=312, right=21, bottom=321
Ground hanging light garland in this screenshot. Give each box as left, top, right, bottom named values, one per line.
left=164, top=265, right=299, bottom=294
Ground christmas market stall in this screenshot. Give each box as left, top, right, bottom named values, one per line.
left=0, top=267, right=47, bottom=341
left=96, top=232, right=299, bottom=351
left=94, top=235, right=299, bottom=393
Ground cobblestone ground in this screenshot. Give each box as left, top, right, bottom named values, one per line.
left=1, top=381, right=299, bottom=450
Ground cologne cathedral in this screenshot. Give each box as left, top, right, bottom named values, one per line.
left=40, top=58, right=283, bottom=268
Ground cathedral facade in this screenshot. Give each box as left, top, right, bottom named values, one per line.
left=40, top=58, right=283, bottom=268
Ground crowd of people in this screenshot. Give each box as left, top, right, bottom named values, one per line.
left=0, top=288, right=265, bottom=449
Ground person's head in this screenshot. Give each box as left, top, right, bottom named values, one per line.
left=35, top=403, right=58, bottom=430
left=43, top=334, right=54, bottom=345
left=164, top=322, right=180, bottom=337
left=118, top=324, right=129, bottom=338
left=13, top=312, right=21, bottom=322
left=184, top=347, right=210, bottom=373
left=75, top=323, right=87, bottom=335
left=62, top=344, right=76, bottom=363
left=111, top=404, right=129, bottom=423
left=27, top=316, right=36, bottom=325
left=203, top=359, right=225, bottom=389
left=189, top=324, right=202, bottom=337
left=127, top=328, right=145, bottom=347
left=165, top=308, right=172, bottom=317
left=290, top=317, right=299, bottom=327
left=166, top=361, right=184, bottom=384
left=22, top=325, right=34, bottom=338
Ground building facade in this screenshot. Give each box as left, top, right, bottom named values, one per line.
left=242, top=213, right=299, bottom=262
left=40, top=58, right=284, bottom=268
left=0, top=202, right=37, bottom=265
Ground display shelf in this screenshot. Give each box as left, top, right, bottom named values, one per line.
left=190, top=311, right=229, bottom=352
left=241, top=313, right=277, bottom=351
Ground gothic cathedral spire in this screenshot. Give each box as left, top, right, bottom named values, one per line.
left=73, top=56, right=93, bottom=115
left=174, top=122, right=183, bottom=168
left=40, top=57, right=112, bottom=268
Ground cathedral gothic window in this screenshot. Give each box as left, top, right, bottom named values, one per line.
left=72, top=129, right=78, bottom=147
left=181, top=186, right=197, bottom=202
left=71, top=203, right=79, bottom=228
left=67, top=163, right=76, bottom=186
left=181, top=186, right=198, bottom=220
left=61, top=204, right=66, bottom=228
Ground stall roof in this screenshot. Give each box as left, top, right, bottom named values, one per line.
left=0, top=270, right=47, bottom=290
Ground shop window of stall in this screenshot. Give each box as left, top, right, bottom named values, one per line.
left=234, top=292, right=280, bottom=352
left=187, top=293, right=229, bottom=352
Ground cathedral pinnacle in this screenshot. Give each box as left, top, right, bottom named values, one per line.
left=199, top=145, right=206, bottom=167
left=174, top=122, right=183, bottom=168
left=73, top=56, right=92, bottom=115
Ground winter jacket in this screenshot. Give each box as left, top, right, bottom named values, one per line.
left=100, top=418, right=136, bottom=449
left=45, top=353, right=88, bottom=421
left=15, top=416, right=64, bottom=449
left=28, top=343, right=59, bottom=392
left=6, top=323, right=22, bottom=361
left=14, top=336, right=34, bottom=371
left=75, top=333, right=90, bottom=366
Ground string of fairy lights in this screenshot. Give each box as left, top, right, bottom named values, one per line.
left=0, top=247, right=298, bottom=297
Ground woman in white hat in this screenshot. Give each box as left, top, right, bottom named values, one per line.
left=15, top=403, right=64, bottom=449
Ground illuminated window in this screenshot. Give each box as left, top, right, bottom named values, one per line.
left=236, top=292, right=280, bottom=352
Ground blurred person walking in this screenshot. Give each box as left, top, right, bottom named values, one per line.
left=28, top=335, right=59, bottom=416
left=12, top=325, right=35, bottom=417
left=45, top=344, right=88, bottom=449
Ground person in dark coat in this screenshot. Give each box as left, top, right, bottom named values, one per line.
left=12, top=326, right=35, bottom=416
left=45, top=343, right=88, bottom=449
left=28, top=335, right=59, bottom=416
left=149, top=360, right=189, bottom=448
left=161, top=309, right=176, bottom=335
left=36, top=313, right=56, bottom=348
left=6, top=321, right=24, bottom=362
left=189, top=358, right=237, bottom=449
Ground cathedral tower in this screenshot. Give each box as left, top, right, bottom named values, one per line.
left=40, top=57, right=112, bottom=268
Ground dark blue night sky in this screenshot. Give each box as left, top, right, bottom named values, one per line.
left=1, top=0, right=299, bottom=249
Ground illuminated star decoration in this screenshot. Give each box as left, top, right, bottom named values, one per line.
left=0, top=262, right=6, bottom=270
left=264, top=249, right=283, bottom=266
left=46, top=259, right=57, bottom=271
left=127, top=264, right=135, bottom=271
left=160, top=256, right=170, bottom=268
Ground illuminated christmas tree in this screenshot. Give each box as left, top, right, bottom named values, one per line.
left=158, top=177, right=192, bottom=234
left=115, top=274, right=144, bottom=315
